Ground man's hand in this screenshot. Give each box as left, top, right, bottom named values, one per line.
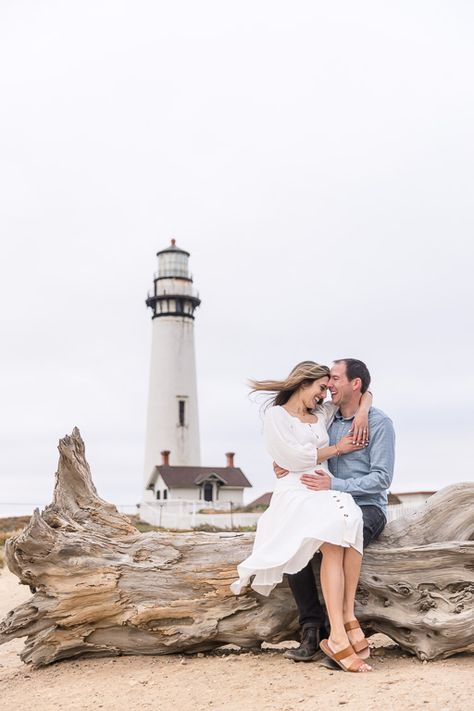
left=273, top=462, right=289, bottom=479
left=300, top=470, right=332, bottom=491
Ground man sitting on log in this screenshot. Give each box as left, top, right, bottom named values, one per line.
left=274, top=358, right=396, bottom=662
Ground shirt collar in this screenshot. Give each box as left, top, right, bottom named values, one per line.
left=334, top=409, right=355, bottom=422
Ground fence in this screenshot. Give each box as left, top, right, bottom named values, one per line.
left=386, top=502, right=425, bottom=521
left=139, top=501, right=260, bottom=529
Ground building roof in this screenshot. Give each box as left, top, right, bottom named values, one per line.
left=156, top=240, right=190, bottom=258
left=391, top=491, right=436, bottom=496
left=246, top=492, right=273, bottom=508
left=149, top=465, right=252, bottom=489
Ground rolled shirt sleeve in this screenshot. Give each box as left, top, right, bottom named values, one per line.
left=263, top=406, right=317, bottom=472
left=331, top=416, right=395, bottom=496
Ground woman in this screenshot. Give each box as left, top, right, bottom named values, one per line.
left=230, top=361, right=373, bottom=673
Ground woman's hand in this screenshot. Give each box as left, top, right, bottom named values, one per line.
left=273, top=462, right=289, bottom=479
left=350, top=411, right=369, bottom=445
left=349, top=391, right=372, bottom=444
left=337, top=434, right=368, bottom=455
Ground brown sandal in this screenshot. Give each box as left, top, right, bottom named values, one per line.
left=344, top=620, right=370, bottom=659
left=319, top=639, right=372, bottom=673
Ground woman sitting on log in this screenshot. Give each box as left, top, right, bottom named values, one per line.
left=231, top=361, right=373, bottom=673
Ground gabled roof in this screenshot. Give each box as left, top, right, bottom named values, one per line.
left=391, top=491, right=436, bottom=496
left=194, top=471, right=228, bottom=485
left=388, top=491, right=436, bottom=505
left=148, top=465, right=252, bottom=489
left=246, top=492, right=272, bottom=508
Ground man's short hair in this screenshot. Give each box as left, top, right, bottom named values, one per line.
left=334, top=359, right=371, bottom=394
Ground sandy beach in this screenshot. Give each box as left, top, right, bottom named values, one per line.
left=0, top=568, right=472, bottom=711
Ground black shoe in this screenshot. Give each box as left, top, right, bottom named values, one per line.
left=283, top=625, right=325, bottom=662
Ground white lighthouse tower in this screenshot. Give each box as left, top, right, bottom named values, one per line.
left=143, top=240, right=201, bottom=494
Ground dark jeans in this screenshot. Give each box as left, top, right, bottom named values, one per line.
left=287, top=505, right=386, bottom=628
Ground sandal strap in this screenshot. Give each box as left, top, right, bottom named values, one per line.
left=333, top=644, right=356, bottom=662
left=344, top=620, right=361, bottom=632
left=352, top=639, right=369, bottom=654
left=347, top=656, right=368, bottom=672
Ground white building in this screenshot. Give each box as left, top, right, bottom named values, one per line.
left=389, top=491, right=436, bottom=506
left=386, top=491, right=436, bottom=521
left=145, top=451, right=252, bottom=506
left=143, top=239, right=201, bottom=500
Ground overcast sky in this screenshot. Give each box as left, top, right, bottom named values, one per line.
left=1, top=1, right=473, bottom=516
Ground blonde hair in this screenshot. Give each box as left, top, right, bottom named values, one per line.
left=249, top=360, right=330, bottom=409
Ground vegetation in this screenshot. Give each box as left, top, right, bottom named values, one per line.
left=191, top=523, right=256, bottom=533
left=128, top=514, right=256, bottom=534
left=0, top=516, right=30, bottom=568
left=196, top=504, right=268, bottom=514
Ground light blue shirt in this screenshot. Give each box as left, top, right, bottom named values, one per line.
left=328, top=407, right=395, bottom=515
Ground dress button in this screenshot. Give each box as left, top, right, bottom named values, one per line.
left=344, top=514, right=348, bottom=518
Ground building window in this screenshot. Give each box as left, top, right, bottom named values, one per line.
left=163, top=489, right=168, bottom=500
left=179, top=400, right=186, bottom=426
left=156, top=491, right=161, bottom=500
left=203, top=482, right=213, bottom=502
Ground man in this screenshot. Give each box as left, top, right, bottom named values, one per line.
left=274, top=358, right=395, bottom=662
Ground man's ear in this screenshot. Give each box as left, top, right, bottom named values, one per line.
left=351, top=377, right=362, bottom=392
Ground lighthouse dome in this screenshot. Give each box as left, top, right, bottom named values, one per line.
left=146, top=239, right=200, bottom=320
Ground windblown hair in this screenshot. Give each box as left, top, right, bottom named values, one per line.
left=249, top=360, right=330, bottom=409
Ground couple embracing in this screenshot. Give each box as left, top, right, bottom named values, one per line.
left=231, top=358, right=395, bottom=673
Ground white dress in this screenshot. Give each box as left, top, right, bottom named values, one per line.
left=230, top=403, right=363, bottom=597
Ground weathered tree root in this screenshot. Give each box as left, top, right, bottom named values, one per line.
left=1, top=428, right=473, bottom=666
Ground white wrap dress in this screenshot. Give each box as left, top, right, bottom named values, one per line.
left=230, top=403, right=363, bottom=597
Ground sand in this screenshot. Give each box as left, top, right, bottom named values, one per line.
left=0, top=568, right=472, bottom=711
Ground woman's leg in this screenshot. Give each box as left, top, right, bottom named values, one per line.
left=319, top=543, right=346, bottom=645
left=320, top=543, right=371, bottom=671
left=342, top=547, right=369, bottom=656
left=342, top=546, right=362, bottom=622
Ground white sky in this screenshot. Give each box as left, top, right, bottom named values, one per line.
left=1, top=1, right=473, bottom=515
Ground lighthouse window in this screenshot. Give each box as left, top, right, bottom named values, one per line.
left=159, top=253, right=189, bottom=279
left=179, top=400, right=186, bottom=426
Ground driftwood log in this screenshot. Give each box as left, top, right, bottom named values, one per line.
left=1, top=428, right=473, bottom=667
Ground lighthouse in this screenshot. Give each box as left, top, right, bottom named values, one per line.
left=143, top=240, right=201, bottom=493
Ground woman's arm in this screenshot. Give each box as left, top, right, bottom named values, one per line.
left=263, top=407, right=318, bottom=471
left=316, top=434, right=367, bottom=464
left=350, top=390, right=373, bottom=444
